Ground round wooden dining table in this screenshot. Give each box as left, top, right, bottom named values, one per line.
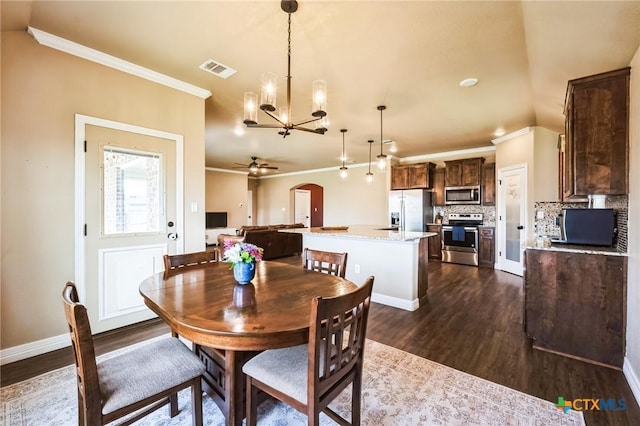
left=139, top=260, right=357, bottom=426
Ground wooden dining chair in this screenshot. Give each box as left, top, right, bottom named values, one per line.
left=302, top=248, right=348, bottom=278
left=243, top=276, right=374, bottom=426
left=163, top=249, right=219, bottom=272
left=62, top=282, right=205, bottom=426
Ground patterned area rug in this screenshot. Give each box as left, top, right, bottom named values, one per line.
left=1, top=339, right=584, bottom=425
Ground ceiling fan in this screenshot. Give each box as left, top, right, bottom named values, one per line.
left=233, top=156, right=278, bottom=174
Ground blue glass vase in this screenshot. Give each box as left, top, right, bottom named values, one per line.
left=233, top=261, right=256, bottom=285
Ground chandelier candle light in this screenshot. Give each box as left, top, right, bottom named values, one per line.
left=339, top=129, right=348, bottom=179
left=377, top=105, right=388, bottom=171
left=243, top=0, right=328, bottom=138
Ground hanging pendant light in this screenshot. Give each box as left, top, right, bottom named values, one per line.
left=376, top=105, right=388, bottom=171
left=339, top=129, right=348, bottom=179
left=366, top=140, right=374, bottom=183
left=242, top=0, right=327, bottom=138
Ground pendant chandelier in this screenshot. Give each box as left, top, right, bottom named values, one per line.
left=339, top=129, right=348, bottom=179
left=366, top=140, right=374, bottom=183
left=376, top=105, right=387, bottom=171
left=243, top=0, right=328, bottom=138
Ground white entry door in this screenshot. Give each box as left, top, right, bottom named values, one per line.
left=80, top=117, right=182, bottom=333
left=497, top=164, right=527, bottom=276
left=294, top=189, right=311, bottom=227
left=247, top=190, right=253, bottom=225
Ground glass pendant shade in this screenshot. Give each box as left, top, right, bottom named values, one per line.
left=243, top=92, right=258, bottom=125
left=315, top=116, right=329, bottom=131
left=260, top=72, right=277, bottom=111
left=366, top=139, right=374, bottom=183
left=312, top=80, right=327, bottom=117
left=377, top=154, right=387, bottom=171
left=339, top=128, right=348, bottom=180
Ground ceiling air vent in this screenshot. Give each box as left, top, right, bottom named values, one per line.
left=199, top=59, right=236, bottom=79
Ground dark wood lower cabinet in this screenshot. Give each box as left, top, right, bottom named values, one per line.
left=524, top=249, right=627, bottom=368
left=478, top=226, right=494, bottom=268
left=427, top=224, right=442, bottom=261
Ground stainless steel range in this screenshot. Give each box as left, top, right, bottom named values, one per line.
left=441, top=213, right=483, bottom=266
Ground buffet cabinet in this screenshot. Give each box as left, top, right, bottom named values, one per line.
left=524, top=248, right=627, bottom=368
left=561, top=67, right=629, bottom=201
left=391, top=162, right=435, bottom=190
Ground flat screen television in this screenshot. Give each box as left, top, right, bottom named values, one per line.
left=206, top=212, right=228, bottom=229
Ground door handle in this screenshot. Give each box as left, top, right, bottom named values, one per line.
left=516, top=225, right=524, bottom=230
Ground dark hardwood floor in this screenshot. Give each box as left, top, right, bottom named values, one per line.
left=2, top=258, right=638, bottom=425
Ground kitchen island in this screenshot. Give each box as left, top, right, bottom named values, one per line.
left=524, top=244, right=627, bottom=368
left=281, top=226, right=437, bottom=311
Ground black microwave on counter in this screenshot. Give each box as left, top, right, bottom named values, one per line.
left=554, top=208, right=616, bottom=246
left=444, top=185, right=481, bottom=205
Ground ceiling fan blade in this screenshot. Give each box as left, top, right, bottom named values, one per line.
left=234, top=163, right=249, bottom=167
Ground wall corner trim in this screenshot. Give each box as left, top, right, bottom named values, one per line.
left=27, top=26, right=212, bottom=99
left=623, top=357, right=640, bottom=408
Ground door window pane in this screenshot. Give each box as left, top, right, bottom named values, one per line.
left=103, top=147, right=162, bottom=235
left=505, top=174, right=521, bottom=262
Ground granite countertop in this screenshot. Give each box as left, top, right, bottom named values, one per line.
left=280, top=225, right=437, bottom=242
left=524, top=241, right=627, bottom=256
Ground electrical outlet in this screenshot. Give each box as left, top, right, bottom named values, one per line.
left=354, top=264, right=361, bottom=274
left=536, top=210, right=544, bottom=220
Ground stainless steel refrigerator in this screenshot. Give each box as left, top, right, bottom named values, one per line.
left=389, top=189, right=434, bottom=232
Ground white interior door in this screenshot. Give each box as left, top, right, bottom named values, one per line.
left=247, top=190, right=253, bottom=225
left=294, top=189, right=311, bottom=227
left=497, top=164, right=527, bottom=276
left=80, top=118, right=181, bottom=333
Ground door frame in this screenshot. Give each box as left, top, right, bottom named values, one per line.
left=74, top=114, right=184, bottom=302
left=496, top=162, right=527, bottom=276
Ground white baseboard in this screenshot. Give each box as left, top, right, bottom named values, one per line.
left=623, top=357, right=640, bottom=407
left=371, top=292, right=419, bottom=311
left=0, top=333, right=70, bottom=366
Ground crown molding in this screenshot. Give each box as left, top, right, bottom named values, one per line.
left=398, top=145, right=496, bottom=164
left=491, top=127, right=532, bottom=144
left=205, top=167, right=248, bottom=175
left=27, top=27, right=211, bottom=99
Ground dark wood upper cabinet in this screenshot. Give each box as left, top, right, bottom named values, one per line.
left=432, top=168, right=446, bottom=206
left=482, top=163, right=495, bottom=206
left=562, top=67, right=629, bottom=200
left=444, top=158, right=484, bottom=187
left=390, top=163, right=435, bottom=190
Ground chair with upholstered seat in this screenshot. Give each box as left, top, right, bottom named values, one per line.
left=243, top=276, right=374, bottom=426
left=163, top=249, right=219, bottom=273
left=62, top=282, right=204, bottom=426
left=302, top=248, right=348, bottom=278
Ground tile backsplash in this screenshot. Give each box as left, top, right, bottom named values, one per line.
left=433, top=205, right=496, bottom=227
left=534, top=195, right=628, bottom=252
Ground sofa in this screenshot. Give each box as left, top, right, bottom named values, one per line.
left=217, top=224, right=306, bottom=260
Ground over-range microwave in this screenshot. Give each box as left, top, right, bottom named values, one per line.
left=444, top=185, right=481, bottom=205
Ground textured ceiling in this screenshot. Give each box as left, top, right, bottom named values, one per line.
left=3, top=1, right=639, bottom=174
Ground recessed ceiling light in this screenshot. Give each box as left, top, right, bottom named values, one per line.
left=494, top=128, right=506, bottom=137
left=459, top=78, right=479, bottom=88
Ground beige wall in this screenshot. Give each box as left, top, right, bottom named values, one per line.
left=494, top=126, right=559, bottom=242
left=256, top=166, right=387, bottom=226
left=626, top=45, right=640, bottom=387
left=205, top=169, right=249, bottom=228
left=1, top=31, right=206, bottom=349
